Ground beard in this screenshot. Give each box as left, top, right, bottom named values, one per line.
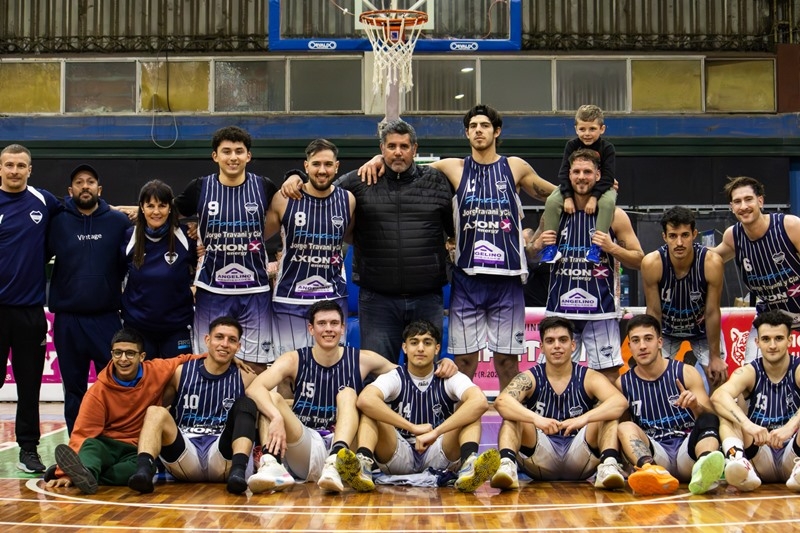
left=73, top=193, right=99, bottom=210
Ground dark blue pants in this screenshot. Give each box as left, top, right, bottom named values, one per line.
left=358, top=288, right=443, bottom=364
left=54, top=311, right=121, bottom=434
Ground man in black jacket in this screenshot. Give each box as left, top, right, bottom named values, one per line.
left=282, top=120, right=453, bottom=363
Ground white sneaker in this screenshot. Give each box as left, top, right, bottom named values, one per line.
left=318, top=454, right=344, bottom=493
left=247, top=455, right=295, bottom=494
left=594, top=457, right=626, bottom=490
left=489, top=457, right=519, bottom=491
left=724, top=457, right=761, bottom=492
left=786, top=457, right=800, bottom=491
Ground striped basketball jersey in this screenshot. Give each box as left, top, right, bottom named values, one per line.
left=171, top=357, right=246, bottom=436
left=733, top=213, right=800, bottom=328
left=658, top=243, right=708, bottom=338
left=546, top=211, right=617, bottom=319
left=453, top=156, right=527, bottom=281
left=746, top=356, right=800, bottom=430
left=387, top=366, right=459, bottom=442
left=620, top=359, right=694, bottom=441
left=194, top=173, right=274, bottom=294
left=524, top=363, right=593, bottom=434
left=273, top=187, right=350, bottom=304
left=292, top=346, right=363, bottom=431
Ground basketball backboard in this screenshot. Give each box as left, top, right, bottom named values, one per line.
left=268, top=0, right=521, bottom=52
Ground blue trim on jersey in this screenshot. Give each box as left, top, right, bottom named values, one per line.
left=171, top=357, right=245, bottom=435
left=734, top=213, right=800, bottom=327
left=658, top=243, right=708, bottom=338
left=620, top=359, right=695, bottom=441
left=524, top=363, right=593, bottom=435
left=190, top=173, right=276, bottom=294
left=292, top=346, right=363, bottom=431
left=273, top=187, right=350, bottom=304
left=546, top=211, right=617, bottom=318
left=387, top=366, right=458, bottom=442
left=453, top=156, right=527, bottom=280
left=746, top=357, right=800, bottom=430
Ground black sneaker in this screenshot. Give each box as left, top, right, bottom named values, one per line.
left=55, top=444, right=98, bottom=494
left=17, top=449, right=46, bottom=474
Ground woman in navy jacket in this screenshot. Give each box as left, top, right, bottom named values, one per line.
left=121, top=180, right=197, bottom=358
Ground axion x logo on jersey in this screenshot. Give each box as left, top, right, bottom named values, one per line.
left=592, top=266, right=610, bottom=278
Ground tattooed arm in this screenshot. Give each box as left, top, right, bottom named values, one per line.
left=494, top=370, right=558, bottom=432
left=711, top=364, right=769, bottom=444
left=509, top=157, right=556, bottom=202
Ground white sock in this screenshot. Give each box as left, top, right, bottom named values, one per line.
left=721, top=437, right=745, bottom=459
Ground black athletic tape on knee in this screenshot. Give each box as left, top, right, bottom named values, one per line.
left=687, top=413, right=720, bottom=460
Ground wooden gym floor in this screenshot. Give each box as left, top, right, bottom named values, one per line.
left=1, top=403, right=798, bottom=532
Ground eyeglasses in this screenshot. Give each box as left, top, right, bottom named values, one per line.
left=111, top=349, right=140, bottom=360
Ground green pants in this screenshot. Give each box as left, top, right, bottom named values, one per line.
left=78, top=436, right=138, bottom=486
left=542, top=188, right=617, bottom=233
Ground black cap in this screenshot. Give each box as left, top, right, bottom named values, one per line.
left=69, top=163, right=101, bottom=184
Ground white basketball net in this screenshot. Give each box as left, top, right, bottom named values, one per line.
left=362, top=13, right=426, bottom=96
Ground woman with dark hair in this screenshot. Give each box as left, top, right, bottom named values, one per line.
left=121, top=180, right=197, bottom=358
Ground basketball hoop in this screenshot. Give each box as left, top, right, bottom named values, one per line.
left=360, top=9, right=428, bottom=96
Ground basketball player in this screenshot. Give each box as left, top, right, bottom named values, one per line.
left=267, top=139, right=355, bottom=356
left=711, top=176, right=800, bottom=362
left=489, top=316, right=628, bottom=491
left=127, top=317, right=259, bottom=495
left=245, top=300, right=458, bottom=493
left=617, top=314, right=725, bottom=496
left=175, top=126, right=278, bottom=370
left=336, top=319, right=499, bottom=493
left=358, top=105, right=557, bottom=392
left=641, top=206, right=728, bottom=389
left=532, top=148, right=644, bottom=381
left=711, top=310, right=800, bottom=492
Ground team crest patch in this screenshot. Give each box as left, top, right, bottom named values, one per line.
left=164, top=252, right=178, bottom=265
left=569, top=406, right=583, bottom=418
left=261, top=341, right=271, bottom=353
left=245, top=202, right=259, bottom=215
left=29, top=211, right=43, bottom=224
left=773, top=251, right=786, bottom=264
left=690, top=290, right=701, bottom=302
left=495, top=180, right=508, bottom=193
left=331, top=215, right=344, bottom=228
left=599, top=345, right=614, bottom=358
left=222, top=397, right=235, bottom=411
left=514, top=331, right=524, bottom=344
